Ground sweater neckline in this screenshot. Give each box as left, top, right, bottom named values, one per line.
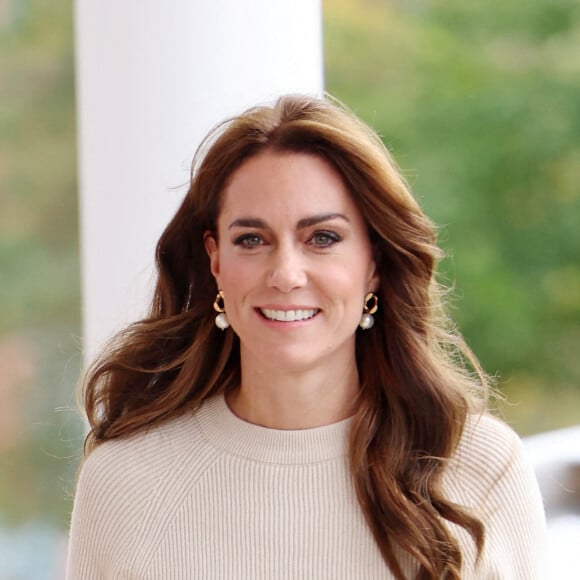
left=195, top=393, right=352, bottom=465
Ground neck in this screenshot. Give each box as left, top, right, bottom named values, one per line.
left=227, top=351, right=360, bottom=430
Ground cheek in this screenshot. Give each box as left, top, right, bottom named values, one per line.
left=320, top=262, right=370, bottom=305
left=218, top=254, right=259, bottom=297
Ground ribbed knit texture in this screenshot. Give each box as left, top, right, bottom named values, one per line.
left=66, top=395, right=546, bottom=579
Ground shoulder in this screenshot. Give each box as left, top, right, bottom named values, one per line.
left=66, top=409, right=220, bottom=578
left=74, top=408, right=221, bottom=512
left=443, top=412, right=545, bottom=525
left=450, top=413, right=523, bottom=483
left=443, top=413, right=547, bottom=578
left=77, top=412, right=196, bottom=491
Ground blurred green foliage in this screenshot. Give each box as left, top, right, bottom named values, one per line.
left=0, top=0, right=78, bottom=332
left=0, top=0, right=82, bottom=530
left=325, top=0, right=580, bottom=433
left=0, top=0, right=578, bottom=540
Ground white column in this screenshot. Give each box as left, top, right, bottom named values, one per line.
left=75, top=0, right=323, bottom=360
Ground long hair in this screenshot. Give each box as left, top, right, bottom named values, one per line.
left=82, top=94, right=490, bottom=578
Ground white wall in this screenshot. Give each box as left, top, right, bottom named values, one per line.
left=75, top=0, right=324, bottom=360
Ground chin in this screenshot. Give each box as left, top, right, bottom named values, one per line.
left=244, top=342, right=322, bottom=373
left=265, top=350, right=320, bottom=371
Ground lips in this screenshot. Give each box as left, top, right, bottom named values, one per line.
left=259, top=308, right=319, bottom=322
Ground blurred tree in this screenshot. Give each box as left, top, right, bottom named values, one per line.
left=0, top=0, right=82, bottom=535
left=325, top=0, right=580, bottom=432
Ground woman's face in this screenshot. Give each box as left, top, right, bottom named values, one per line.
left=205, top=150, right=378, bottom=373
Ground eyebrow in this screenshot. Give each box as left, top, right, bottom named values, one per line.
left=227, top=213, right=350, bottom=230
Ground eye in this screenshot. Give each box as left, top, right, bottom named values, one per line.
left=233, top=233, right=264, bottom=248
left=308, top=230, right=342, bottom=247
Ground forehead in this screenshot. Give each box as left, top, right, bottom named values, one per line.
left=219, top=150, right=360, bottom=222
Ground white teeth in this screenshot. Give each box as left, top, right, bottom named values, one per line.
left=260, top=308, right=318, bottom=322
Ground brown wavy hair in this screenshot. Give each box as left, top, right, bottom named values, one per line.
left=82, top=94, right=490, bottom=578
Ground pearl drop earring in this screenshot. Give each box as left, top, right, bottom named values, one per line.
left=359, top=292, right=378, bottom=330
left=213, top=290, right=230, bottom=330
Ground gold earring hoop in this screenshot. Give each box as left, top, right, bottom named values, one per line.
left=359, top=292, right=378, bottom=330
left=213, top=290, right=230, bottom=330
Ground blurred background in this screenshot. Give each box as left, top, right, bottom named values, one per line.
left=0, top=0, right=578, bottom=577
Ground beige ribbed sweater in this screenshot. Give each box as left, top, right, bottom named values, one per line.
left=66, top=394, right=546, bottom=579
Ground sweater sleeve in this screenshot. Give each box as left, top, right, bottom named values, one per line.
left=65, top=414, right=220, bottom=579
left=448, top=415, right=547, bottom=579
left=65, top=442, right=145, bottom=579
left=480, top=421, right=547, bottom=578
left=65, top=449, right=113, bottom=579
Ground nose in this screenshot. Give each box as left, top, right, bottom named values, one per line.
left=266, top=244, right=307, bottom=293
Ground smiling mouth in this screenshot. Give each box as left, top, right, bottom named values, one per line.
left=259, top=308, right=320, bottom=322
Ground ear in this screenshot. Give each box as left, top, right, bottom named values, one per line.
left=203, top=231, right=221, bottom=282
left=367, top=274, right=380, bottom=294
left=366, top=259, right=380, bottom=294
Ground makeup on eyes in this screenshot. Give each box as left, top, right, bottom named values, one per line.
left=227, top=212, right=350, bottom=232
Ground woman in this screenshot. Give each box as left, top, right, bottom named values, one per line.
left=66, top=95, right=545, bottom=579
